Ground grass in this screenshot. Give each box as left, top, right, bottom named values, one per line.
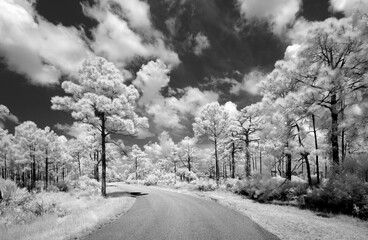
left=0, top=186, right=135, bottom=240
left=158, top=184, right=368, bottom=240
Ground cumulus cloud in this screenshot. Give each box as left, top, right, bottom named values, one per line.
left=237, top=0, right=302, bottom=35
left=54, top=122, right=92, bottom=139
left=223, top=101, right=239, bottom=119
left=193, top=32, right=210, bottom=55
left=136, top=127, right=155, bottom=139
left=329, top=0, right=368, bottom=16
left=84, top=0, right=180, bottom=68
left=0, top=0, right=91, bottom=85
left=230, top=70, right=265, bottom=95
left=133, top=59, right=170, bottom=105
left=166, top=87, right=219, bottom=116
left=133, top=61, right=219, bottom=129
left=0, top=104, right=19, bottom=128
left=0, top=0, right=180, bottom=86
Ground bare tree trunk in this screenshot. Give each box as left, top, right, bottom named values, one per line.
left=101, top=113, right=107, bottom=197
left=231, top=142, right=236, bottom=178
left=31, top=154, right=36, bottom=190
left=187, top=153, right=191, bottom=172
left=312, top=114, right=320, bottom=185
left=214, top=138, right=219, bottom=185
left=245, top=134, right=251, bottom=178
left=303, top=153, right=312, bottom=186
left=4, top=154, right=6, bottom=179
left=331, top=93, right=339, bottom=173
left=45, top=150, right=49, bottom=190
left=77, top=153, right=81, bottom=177
left=135, top=157, right=138, bottom=180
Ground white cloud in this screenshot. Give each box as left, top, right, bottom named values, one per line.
left=329, top=0, right=368, bottom=16
left=133, top=61, right=219, bottom=129
left=133, top=59, right=170, bottom=105
left=136, top=127, right=155, bottom=139
left=0, top=0, right=91, bottom=85
left=111, top=0, right=152, bottom=29
left=223, top=101, right=239, bottom=119
left=230, top=70, right=265, bottom=95
left=54, top=122, right=92, bottom=139
left=237, top=0, right=302, bottom=35
left=193, top=32, right=210, bottom=55
left=84, top=0, right=180, bottom=68
left=166, top=87, right=219, bottom=116
left=0, top=104, right=19, bottom=128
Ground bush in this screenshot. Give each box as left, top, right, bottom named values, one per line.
left=303, top=174, right=368, bottom=219
left=235, top=177, right=308, bottom=203
left=54, top=181, right=69, bottom=192
left=144, top=175, right=159, bottom=186
left=0, top=179, right=17, bottom=202
left=195, top=179, right=217, bottom=191
left=0, top=181, right=46, bottom=226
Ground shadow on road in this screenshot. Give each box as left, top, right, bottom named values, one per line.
left=107, top=191, right=148, bottom=198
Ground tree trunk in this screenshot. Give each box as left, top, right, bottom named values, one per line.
left=77, top=153, right=81, bottom=177
left=31, top=155, right=36, bottom=190
left=312, top=114, right=320, bottom=185
left=187, top=153, right=191, bottom=172
left=135, top=157, right=138, bottom=180
left=4, top=154, right=6, bottom=179
left=45, top=150, right=49, bottom=190
left=259, top=148, right=262, bottom=175
left=231, top=142, right=236, bottom=178
left=245, top=134, right=251, bottom=178
left=174, top=161, right=177, bottom=184
left=331, top=93, right=339, bottom=173
left=214, top=138, right=219, bottom=185
left=101, top=113, right=107, bottom=197
left=303, top=153, right=312, bottom=186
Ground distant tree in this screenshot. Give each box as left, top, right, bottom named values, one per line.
left=14, top=121, right=40, bottom=189
left=193, top=102, right=229, bottom=184
left=177, top=136, right=197, bottom=172
left=51, top=57, right=148, bottom=196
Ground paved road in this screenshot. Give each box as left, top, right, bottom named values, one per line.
left=84, top=183, right=279, bottom=240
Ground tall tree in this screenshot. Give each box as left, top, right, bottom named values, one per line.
left=51, top=57, right=148, bottom=196
left=295, top=17, right=368, bottom=173
left=193, top=102, right=229, bottom=184
left=177, top=136, right=197, bottom=172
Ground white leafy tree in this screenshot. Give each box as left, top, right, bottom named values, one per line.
left=177, top=136, right=197, bottom=172
left=193, top=102, right=229, bottom=184
left=51, top=57, right=148, bottom=196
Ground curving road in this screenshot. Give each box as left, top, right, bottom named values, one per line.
left=84, top=183, right=279, bottom=240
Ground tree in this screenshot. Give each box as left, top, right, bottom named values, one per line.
left=177, top=136, right=197, bottom=172
left=193, top=102, right=229, bottom=184
left=295, top=17, right=368, bottom=173
left=232, top=107, right=262, bottom=178
left=0, top=129, right=15, bottom=179
left=51, top=57, right=148, bottom=196
left=14, top=121, right=41, bottom=189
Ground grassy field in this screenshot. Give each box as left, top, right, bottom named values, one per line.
left=0, top=187, right=135, bottom=240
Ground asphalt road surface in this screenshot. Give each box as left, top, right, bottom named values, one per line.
left=84, top=183, right=279, bottom=240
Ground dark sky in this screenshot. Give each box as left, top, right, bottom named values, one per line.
left=0, top=0, right=337, bottom=144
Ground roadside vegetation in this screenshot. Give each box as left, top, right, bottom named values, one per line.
left=0, top=177, right=134, bottom=240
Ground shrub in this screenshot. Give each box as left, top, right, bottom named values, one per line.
left=196, top=179, right=217, bottom=191
left=0, top=179, right=17, bottom=202
left=144, top=175, right=159, bottom=186
left=235, top=177, right=308, bottom=203
left=54, top=181, right=69, bottom=192
left=303, top=174, right=368, bottom=219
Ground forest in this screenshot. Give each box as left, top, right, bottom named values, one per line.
left=1, top=9, right=368, bottom=226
